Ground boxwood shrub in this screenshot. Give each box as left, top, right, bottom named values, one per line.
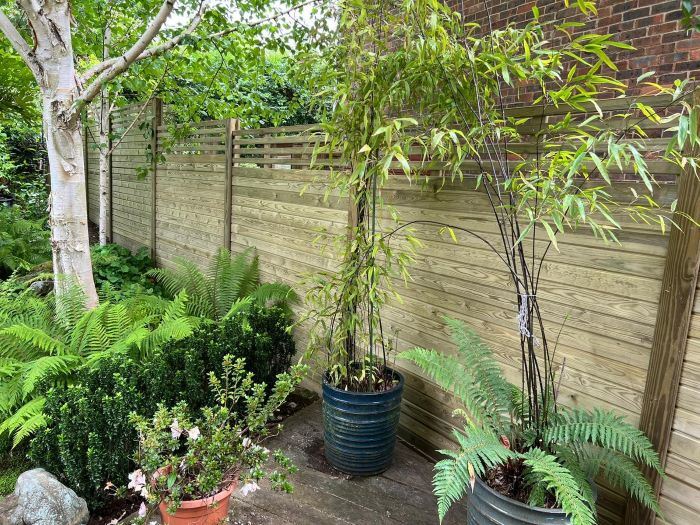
left=30, top=305, right=296, bottom=509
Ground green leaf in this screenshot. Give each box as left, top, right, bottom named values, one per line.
left=540, top=219, right=559, bottom=251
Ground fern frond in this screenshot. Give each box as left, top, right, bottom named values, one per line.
left=574, top=445, right=660, bottom=515
left=521, top=448, right=595, bottom=525
left=433, top=426, right=514, bottom=522
left=0, top=325, right=67, bottom=356
left=253, top=282, right=298, bottom=308
left=443, top=317, right=512, bottom=413
left=399, top=347, right=503, bottom=430
left=554, top=445, right=596, bottom=510
left=54, top=284, right=88, bottom=331
left=0, top=397, right=46, bottom=448
left=21, top=354, right=83, bottom=397
left=223, top=297, right=254, bottom=320
left=544, top=408, right=663, bottom=474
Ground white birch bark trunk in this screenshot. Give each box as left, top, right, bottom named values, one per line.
left=98, top=26, right=112, bottom=246
left=37, top=3, right=99, bottom=307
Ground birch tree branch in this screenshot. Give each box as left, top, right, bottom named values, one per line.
left=73, top=0, right=179, bottom=111
left=0, top=8, right=41, bottom=80
left=80, top=1, right=205, bottom=85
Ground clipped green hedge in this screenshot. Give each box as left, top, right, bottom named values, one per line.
left=30, top=305, right=296, bottom=509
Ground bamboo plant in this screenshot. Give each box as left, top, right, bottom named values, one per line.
left=303, top=0, right=699, bottom=520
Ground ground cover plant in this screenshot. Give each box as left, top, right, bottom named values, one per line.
left=91, top=244, right=155, bottom=292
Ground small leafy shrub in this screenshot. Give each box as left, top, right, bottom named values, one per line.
left=29, top=305, right=296, bottom=509
left=29, top=357, right=146, bottom=508
left=149, top=304, right=297, bottom=406
left=399, top=319, right=662, bottom=525
left=0, top=206, right=50, bottom=279
left=91, top=244, right=155, bottom=291
left=129, top=356, right=305, bottom=518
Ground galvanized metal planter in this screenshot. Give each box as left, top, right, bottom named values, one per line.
left=322, top=369, right=404, bottom=476
left=466, top=477, right=570, bottom=525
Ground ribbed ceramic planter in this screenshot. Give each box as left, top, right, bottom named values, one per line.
left=159, top=482, right=237, bottom=525
left=322, top=369, right=404, bottom=476
left=466, top=477, right=569, bottom=524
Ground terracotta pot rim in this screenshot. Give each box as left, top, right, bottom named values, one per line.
left=161, top=479, right=237, bottom=509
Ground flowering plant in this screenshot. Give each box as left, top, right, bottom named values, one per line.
left=129, top=355, right=306, bottom=516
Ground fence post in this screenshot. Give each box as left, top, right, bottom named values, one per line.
left=107, top=109, right=113, bottom=242
left=150, top=99, right=162, bottom=261
left=83, top=111, right=89, bottom=214
left=223, top=118, right=239, bottom=251
left=624, top=97, right=700, bottom=524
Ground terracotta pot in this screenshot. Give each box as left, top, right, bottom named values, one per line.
left=158, top=481, right=237, bottom=525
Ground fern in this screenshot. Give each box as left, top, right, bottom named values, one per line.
left=434, top=426, right=515, bottom=521
left=148, top=248, right=297, bottom=320
left=544, top=408, right=664, bottom=475
left=401, top=317, right=664, bottom=523
left=0, top=288, right=197, bottom=446
left=573, top=445, right=661, bottom=515
left=400, top=319, right=512, bottom=432
left=521, top=448, right=596, bottom=525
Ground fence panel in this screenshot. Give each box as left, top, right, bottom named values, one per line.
left=84, top=97, right=700, bottom=524
left=154, top=119, right=228, bottom=269
left=109, top=104, right=153, bottom=253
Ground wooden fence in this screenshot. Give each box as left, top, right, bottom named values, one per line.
left=85, top=98, right=700, bottom=525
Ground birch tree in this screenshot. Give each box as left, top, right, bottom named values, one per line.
left=0, top=0, right=329, bottom=306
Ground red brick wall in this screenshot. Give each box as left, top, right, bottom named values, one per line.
left=446, top=0, right=700, bottom=100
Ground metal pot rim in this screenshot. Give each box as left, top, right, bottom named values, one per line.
left=474, top=476, right=567, bottom=515
left=322, top=367, right=404, bottom=395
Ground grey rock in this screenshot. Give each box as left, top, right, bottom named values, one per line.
left=0, top=469, right=89, bottom=525
left=29, top=280, right=53, bottom=296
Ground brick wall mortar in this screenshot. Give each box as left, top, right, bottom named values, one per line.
left=446, top=0, right=700, bottom=102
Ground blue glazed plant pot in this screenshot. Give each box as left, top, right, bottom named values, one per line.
left=467, top=477, right=570, bottom=524
left=322, top=368, right=404, bottom=476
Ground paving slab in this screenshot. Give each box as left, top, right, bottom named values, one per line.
left=230, top=402, right=467, bottom=525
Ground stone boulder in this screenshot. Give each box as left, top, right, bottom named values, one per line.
left=0, top=469, right=89, bottom=525
left=29, top=280, right=53, bottom=296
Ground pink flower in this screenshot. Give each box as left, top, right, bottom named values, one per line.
left=171, top=418, right=183, bottom=439
left=240, top=482, right=260, bottom=497
left=188, top=426, right=200, bottom=440
left=127, top=469, right=146, bottom=493
left=138, top=502, right=147, bottom=517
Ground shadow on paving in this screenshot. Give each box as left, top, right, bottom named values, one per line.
left=230, top=402, right=467, bottom=525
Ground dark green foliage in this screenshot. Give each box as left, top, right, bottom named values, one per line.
left=0, top=446, right=29, bottom=496
left=29, top=358, right=145, bottom=508
left=30, top=305, right=296, bottom=510
left=0, top=206, right=50, bottom=279
left=91, top=244, right=155, bottom=292
left=149, top=304, right=297, bottom=403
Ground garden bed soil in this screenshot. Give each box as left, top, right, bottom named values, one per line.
left=90, top=387, right=319, bottom=524
left=87, top=493, right=142, bottom=525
